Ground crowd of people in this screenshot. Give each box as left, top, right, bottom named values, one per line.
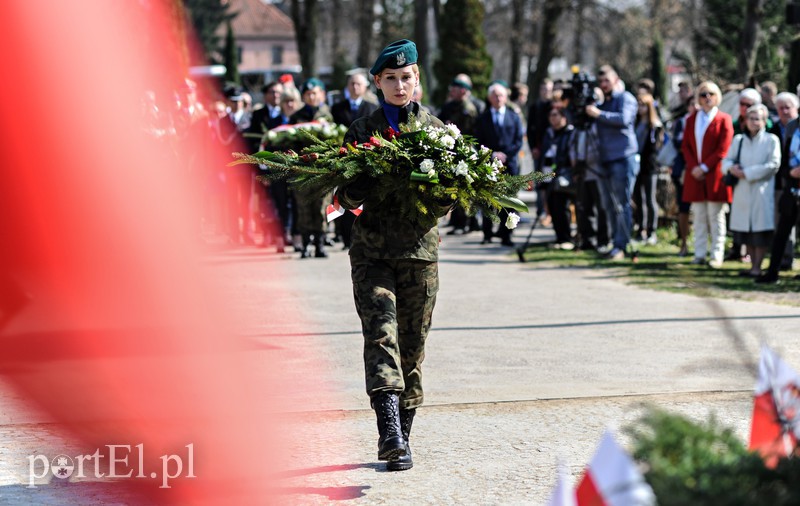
left=142, top=63, right=800, bottom=284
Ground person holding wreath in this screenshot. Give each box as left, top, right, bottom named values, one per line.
left=335, top=39, right=450, bottom=472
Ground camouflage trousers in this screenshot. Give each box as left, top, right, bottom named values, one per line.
left=351, top=257, right=439, bottom=410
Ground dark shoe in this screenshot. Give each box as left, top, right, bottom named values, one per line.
left=387, top=408, right=415, bottom=471
left=755, top=272, right=779, bottom=284
left=480, top=237, right=492, bottom=245
left=314, top=235, right=329, bottom=258
left=373, top=393, right=406, bottom=461
left=500, top=239, right=515, bottom=247
left=738, top=270, right=757, bottom=277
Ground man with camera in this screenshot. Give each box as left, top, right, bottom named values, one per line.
left=584, top=65, right=639, bottom=260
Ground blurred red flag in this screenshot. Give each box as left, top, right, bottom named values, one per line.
left=0, top=1, right=326, bottom=503
left=748, top=345, right=800, bottom=467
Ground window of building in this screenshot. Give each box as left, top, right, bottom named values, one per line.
left=272, top=45, right=283, bottom=65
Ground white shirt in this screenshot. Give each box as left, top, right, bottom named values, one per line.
left=492, top=106, right=506, bottom=127
left=695, top=107, right=718, bottom=172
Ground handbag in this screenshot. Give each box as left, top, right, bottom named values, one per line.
left=655, top=136, right=677, bottom=167
left=723, top=137, right=745, bottom=187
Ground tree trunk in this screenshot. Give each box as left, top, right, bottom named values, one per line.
left=331, top=0, right=342, bottom=60
left=529, top=0, right=565, bottom=96
left=738, top=0, right=765, bottom=84
left=291, top=0, right=319, bottom=79
left=357, top=0, right=375, bottom=68
left=508, top=0, right=525, bottom=85
left=572, top=0, right=587, bottom=65
left=790, top=36, right=800, bottom=93
left=414, top=0, right=430, bottom=81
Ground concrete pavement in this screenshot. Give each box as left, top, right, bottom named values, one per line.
left=2, top=216, right=800, bottom=504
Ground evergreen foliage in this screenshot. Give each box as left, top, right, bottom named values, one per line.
left=183, top=0, right=236, bottom=64
left=432, top=0, right=492, bottom=106
left=650, top=32, right=667, bottom=107
left=695, top=0, right=793, bottom=86
left=628, top=408, right=800, bottom=505
left=230, top=118, right=538, bottom=228
left=223, top=20, right=240, bottom=85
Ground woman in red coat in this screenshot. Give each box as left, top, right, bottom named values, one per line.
left=680, top=81, right=733, bottom=268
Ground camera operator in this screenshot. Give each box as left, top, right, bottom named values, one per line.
left=584, top=65, right=640, bottom=260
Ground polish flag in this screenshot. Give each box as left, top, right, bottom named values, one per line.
left=326, top=195, right=363, bottom=222
left=748, top=344, right=800, bottom=467
left=576, top=431, right=655, bottom=506
left=326, top=196, right=346, bottom=222
left=546, top=461, right=577, bottom=506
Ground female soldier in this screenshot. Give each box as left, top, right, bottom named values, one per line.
left=336, top=40, right=450, bottom=471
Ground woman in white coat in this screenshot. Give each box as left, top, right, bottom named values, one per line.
left=723, top=104, right=781, bottom=277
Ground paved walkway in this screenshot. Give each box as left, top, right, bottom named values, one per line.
left=2, top=215, right=800, bottom=504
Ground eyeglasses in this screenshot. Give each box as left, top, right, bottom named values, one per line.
left=740, top=101, right=754, bottom=107
left=698, top=92, right=713, bottom=98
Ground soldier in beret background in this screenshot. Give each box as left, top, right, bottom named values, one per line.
left=336, top=39, right=451, bottom=472
left=291, top=79, right=333, bottom=258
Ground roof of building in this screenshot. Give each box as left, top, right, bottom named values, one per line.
left=226, top=0, right=295, bottom=38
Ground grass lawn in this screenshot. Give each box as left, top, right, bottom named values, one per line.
left=519, top=226, right=800, bottom=306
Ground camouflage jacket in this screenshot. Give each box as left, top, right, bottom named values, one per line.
left=337, top=102, right=449, bottom=262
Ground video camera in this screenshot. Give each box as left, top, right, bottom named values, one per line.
left=562, top=65, right=597, bottom=130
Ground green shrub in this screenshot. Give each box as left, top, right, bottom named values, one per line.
left=627, top=408, right=800, bottom=505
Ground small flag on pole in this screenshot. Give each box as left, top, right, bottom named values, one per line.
left=576, top=430, right=655, bottom=506
left=546, top=461, right=577, bottom=506
left=748, top=344, right=800, bottom=467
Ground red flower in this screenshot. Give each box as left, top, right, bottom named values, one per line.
left=300, top=153, right=319, bottom=163
left=382, top=127, right=399, bottom=140
left=338, top=147, right=347, bottom=155
left=369, top=136, right=382, bottom=146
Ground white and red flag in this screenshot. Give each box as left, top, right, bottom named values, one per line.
left=326, top=195, right=363, bottom=222
left=576, top=431, right=655, bottom=506
left=748, top=344, right=800, bottom=467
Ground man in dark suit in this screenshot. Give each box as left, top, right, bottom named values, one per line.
left=331, top=73, right=378, bottom=249
left=474, top=82, right=524, bottom=246
left=331, top=73, right=378, bottom=128
left=246, top=81, right=284, bottom=153
left=757, top=92, right=800, bottom=284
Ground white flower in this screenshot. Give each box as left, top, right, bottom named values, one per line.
left=465, top=173, right=474, bottom=184
left=419, top=159, right=435, bottom=173
left=446, top=123, right=461, bottom=138
left=487, top=167, right=499, bottom=182
left=480, top=146, right=492, bottom=156
left=287, top=128, right=297, bottom=135
left=455, top=161, right=469, bottom=176
left=441, top=134, right=456, bottom=149
left=505, top=212, right=521, bottom=229
left=491, top=158, right=504, bottom=170
left=267, top=131, right=277, bottom=141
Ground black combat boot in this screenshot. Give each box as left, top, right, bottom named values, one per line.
left=387, top=407, right=415, bottom=471
left=300, top=234, right=311, bottom=258
left=373, top=393, right=406, bottom=461
left=314, top=233, right=328, bottom=258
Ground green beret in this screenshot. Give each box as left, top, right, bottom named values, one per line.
left=489, top=79, right=510, bottom=89
left=450, top=78, right=472, bottom=91
left=300, top=78, right=325, bottom=94
left=370, top=39, right=418, bottom=76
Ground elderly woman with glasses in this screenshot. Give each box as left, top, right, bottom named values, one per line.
left=723, top=104, right=781, bottom=277
left=680, top=81, right=734, bottom=268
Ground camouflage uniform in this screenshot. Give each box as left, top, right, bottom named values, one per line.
left=290, top=105, right=334, bottom=241
left=337, top=102, right=449, bottom=410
